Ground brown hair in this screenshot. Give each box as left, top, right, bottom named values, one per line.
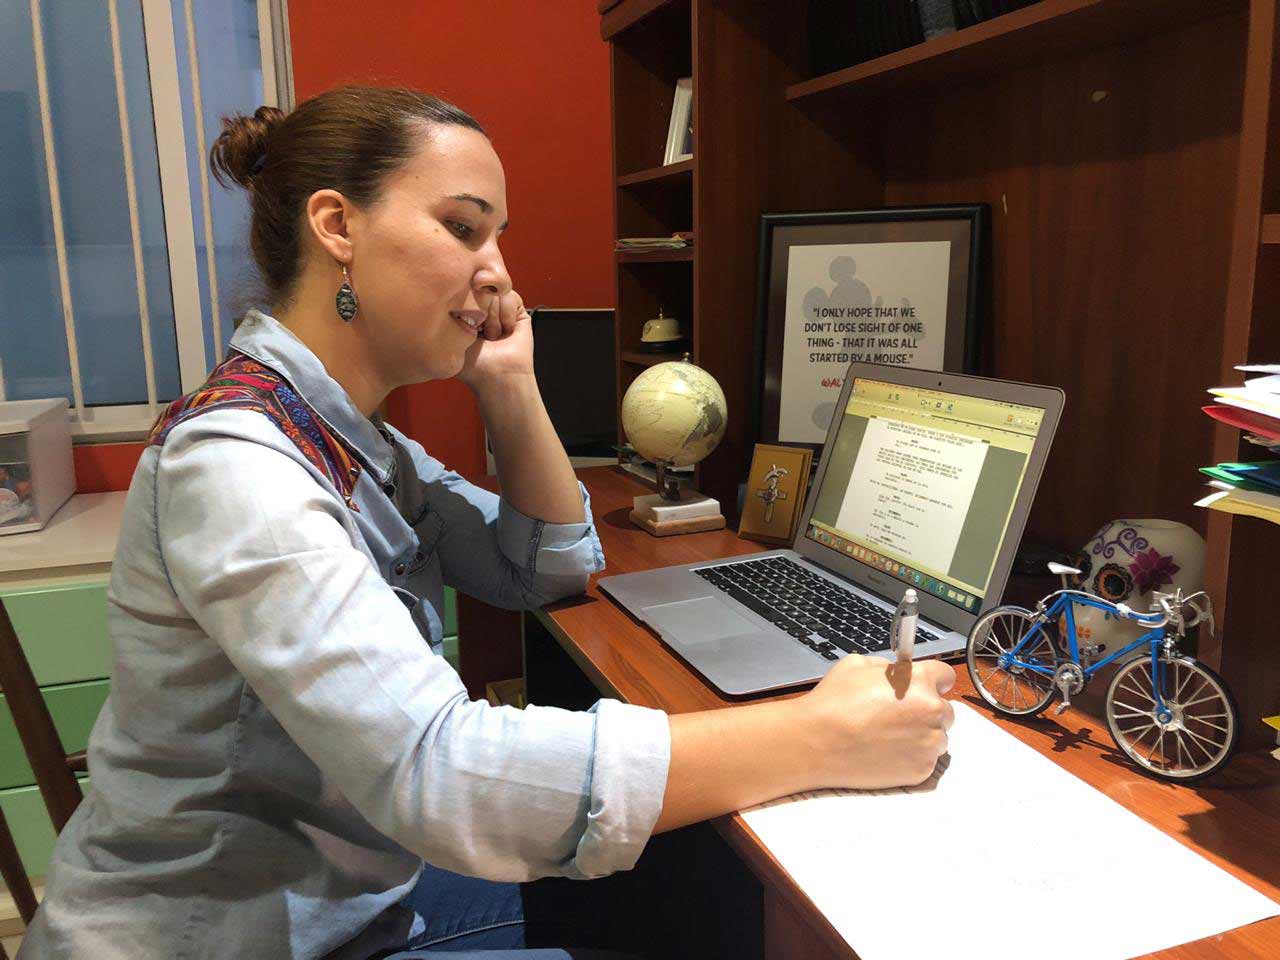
left=210, top=86, right=485, bottom=300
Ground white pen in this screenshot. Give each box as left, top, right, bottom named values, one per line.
left=890, top=588, right=919, bottom=665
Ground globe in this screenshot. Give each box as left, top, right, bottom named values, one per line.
left=620, top=358, right=727, bottom=468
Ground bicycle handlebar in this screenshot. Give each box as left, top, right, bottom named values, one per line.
left=1150, top=590, right=1215, bottom=635
left=1117, top=601, right=1167, bottom=627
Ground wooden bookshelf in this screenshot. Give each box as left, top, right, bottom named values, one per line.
left=607, top=0, right=695, bottom=503
left=785, top=0, right=1240, bottom=104
left=602, top=0, right=1280, bottom=745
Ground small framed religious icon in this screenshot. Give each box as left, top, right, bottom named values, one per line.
left=738, top=443, right=813, bottom=546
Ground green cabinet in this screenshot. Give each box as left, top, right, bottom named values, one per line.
left=0, top=779, right=89, bottom=876
left=1, top=581, right=112, bottom=686
left=0, top=577, right=111, bottom=881
left=0, top=679, right=109, bottom=790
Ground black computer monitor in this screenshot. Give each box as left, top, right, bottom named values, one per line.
left=530, top=308, right=617, bottom=458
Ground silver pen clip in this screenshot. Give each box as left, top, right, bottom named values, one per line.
left=890, top=589, right=918, bottom=657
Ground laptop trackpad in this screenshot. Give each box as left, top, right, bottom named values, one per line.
left=642, top=597, right=757, bottom=645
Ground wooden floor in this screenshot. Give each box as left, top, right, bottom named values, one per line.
left=0, top=879, right=35, bottom=954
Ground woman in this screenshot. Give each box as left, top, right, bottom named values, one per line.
left=18, top=87, right=954, bottom=960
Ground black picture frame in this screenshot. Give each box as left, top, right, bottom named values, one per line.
left=751, top=204, right=988, bottom=454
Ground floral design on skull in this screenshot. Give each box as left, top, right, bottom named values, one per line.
left=1128, top=547, right=1180, bottom=595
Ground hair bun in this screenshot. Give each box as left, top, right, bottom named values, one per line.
left=210, top=105, right=286, bottom=189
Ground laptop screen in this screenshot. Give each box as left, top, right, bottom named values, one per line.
left=804, top=377, right=1047, bottom=614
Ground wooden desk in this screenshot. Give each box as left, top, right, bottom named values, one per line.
left=530, top=467, right=1280, bottom=959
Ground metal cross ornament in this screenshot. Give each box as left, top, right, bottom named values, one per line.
left=756, top=464, right=790, bottom=524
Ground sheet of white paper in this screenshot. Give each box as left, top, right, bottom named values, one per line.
left=1242, top=372, right=1280, bottom=393
left=741, top=703, right=1278, bottom=960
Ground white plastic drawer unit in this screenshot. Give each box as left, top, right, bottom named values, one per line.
left=0, top=398, right=75, bottom=536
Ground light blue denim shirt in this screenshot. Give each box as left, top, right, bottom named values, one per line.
left=18, top=312, right=671, bottom=960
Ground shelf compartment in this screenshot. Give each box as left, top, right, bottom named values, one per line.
left=617, top=173, right=692, bottom=238
left=1263, top=214, right=1280, bottom=245
left=615, top=247, right=694, bottom=263
left=620, top=350, right=685, bottom=367
left=786, top=0, right=1241, bottom=104
left=618, top=159, right=693, bottom=188
left=616, top=259, right=692, bottom=359
left=610, top=0, right=691, bottom=173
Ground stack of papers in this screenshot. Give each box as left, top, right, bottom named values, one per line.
left=615, top=233, right=693, bottom=251
left=1199, top=364, right=1280, bottom=524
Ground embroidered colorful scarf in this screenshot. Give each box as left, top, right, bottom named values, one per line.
left=149, top=351, right=362, bottom=510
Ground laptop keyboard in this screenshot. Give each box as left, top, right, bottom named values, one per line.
left=693, top=556, right=945, bottom=661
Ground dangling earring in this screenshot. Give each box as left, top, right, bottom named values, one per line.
left=335, top=263, right=358, bottom=322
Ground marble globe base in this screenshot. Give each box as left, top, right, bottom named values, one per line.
left=631, top=491, right=725, bottom=537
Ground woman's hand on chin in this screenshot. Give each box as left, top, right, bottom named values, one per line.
left=457, top=290, right=535, bottom=391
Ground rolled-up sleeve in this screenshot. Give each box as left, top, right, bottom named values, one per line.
left=574, top=698, right=671, bottom=877
left=496, top=485, right=605, bottom=578
left=388, top=426, right=606, bottom=609
left=154, top=412, right=669, bottom=881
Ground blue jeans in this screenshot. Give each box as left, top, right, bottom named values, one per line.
left=376, top=862, right=634, bottom=959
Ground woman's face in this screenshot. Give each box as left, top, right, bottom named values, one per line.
left=348, top=124, right=511, bottom=385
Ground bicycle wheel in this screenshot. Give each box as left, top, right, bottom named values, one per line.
left=1105, top=655, right=1239, bottom=782
left=967, top=606, right=1059, bottom=717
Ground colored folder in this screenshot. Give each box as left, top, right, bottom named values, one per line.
left=1202, top=404, right=1280, bottom=442
left=1196, top=487, right=1280, bottom=525
left=1199, top=461, right=1280, bottom=494
left=1200, top=467, right=1273, bottom=494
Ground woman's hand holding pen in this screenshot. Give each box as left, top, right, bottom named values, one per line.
left=804, top=654, right=956, bottom=790
left=657, top=653, right=956, bottom=833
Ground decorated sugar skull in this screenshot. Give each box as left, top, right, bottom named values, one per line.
left=1066, top=519, right=1206, bottom=653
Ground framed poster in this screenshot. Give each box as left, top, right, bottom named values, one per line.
left=752, top=205, right=988, bottom=451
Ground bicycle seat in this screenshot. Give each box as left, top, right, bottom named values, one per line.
left=1047, top=561, right=1081, bottom=577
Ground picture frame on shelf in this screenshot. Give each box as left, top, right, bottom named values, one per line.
left=752, top=205, right=988, bottom=452
left=738, top=443, right=813, bottom=546
left=663, top=77, right=693, bottom=165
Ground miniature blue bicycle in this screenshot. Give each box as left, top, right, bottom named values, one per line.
left=966, top=562, right=1239, bottom=782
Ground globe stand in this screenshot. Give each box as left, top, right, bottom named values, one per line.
left=629, top=461, right=726, bottom=537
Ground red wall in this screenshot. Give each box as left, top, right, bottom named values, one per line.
left=77, top=3, right=613, bottom=492
left=289, top=1, right=614, bottom=478
left=75, top=442, right=145, bottom=493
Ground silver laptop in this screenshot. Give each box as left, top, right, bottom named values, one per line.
left=599, top=363, right=1064, bottom=697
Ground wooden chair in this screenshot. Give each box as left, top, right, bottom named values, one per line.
left=0, top=596, right=87, bottom=953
